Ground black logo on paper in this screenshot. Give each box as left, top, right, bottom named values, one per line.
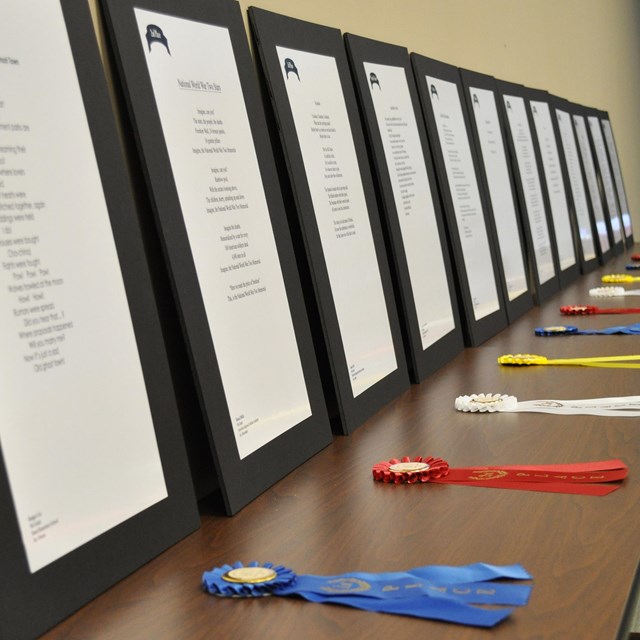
left=533, top=400, right=564, bottom=408
left=369, top=72, right=380, bottom=90
left=430, top=84, right=439, bottom=100
left=506, top=100, right=512, bottom=112
left=145, top=24, right=170, bottom=55
left=472, top=93, right=479, bottom=108
left=532, top=104, right=538, bottom=115
left=284, top=58, right=299, bottom=80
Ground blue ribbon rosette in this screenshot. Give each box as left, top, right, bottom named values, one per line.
left=202, top=561, right=532, bottom=628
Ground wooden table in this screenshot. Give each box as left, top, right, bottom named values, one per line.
left=44, top=249, right=640, bottom=639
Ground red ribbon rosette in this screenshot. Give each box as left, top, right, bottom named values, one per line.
left=560, top=304, right=597, bottom=315
left=372, top=456, right=450, bottom=484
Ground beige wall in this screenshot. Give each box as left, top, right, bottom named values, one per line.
left=90, top=0, right=640, bottom=234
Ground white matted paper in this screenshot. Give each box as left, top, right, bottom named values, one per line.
left=587, top=115, right=623, bottom=244
left=363, top=62, right=455, bottom=348
left=530, top=100, right=576, bottom=271
left=0, top=0, right=167, bottom=573
left=276, top=47, right=397, bottom=397
left=600, top=118, right=632, bottom=239
left=573, top=114, right=611, bottom=254
left=502, top=94, right=555, bottom=284
left=555, top=108, right=596, bottom=261
left=135, top=10, right=311, bottom=458
left=468, top=86, right=528, bottom=300
left=425, top=76, right=500, bottom=320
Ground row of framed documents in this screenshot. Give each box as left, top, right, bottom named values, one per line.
left=0, top=0, right=634, bottom=637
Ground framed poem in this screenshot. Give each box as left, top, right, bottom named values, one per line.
left=585, top=106, right=625, bottom=254
left=410, top=55, right=508, bottom=346
left=569, top=102, right=613, bottom=264
left=599, top=111, right=634, bottom=246
left=0, top=1, right=199, bottom=638
left=102, top=0, right=333, bottom=514
left=527, top=87, right=580, bottom=287
left=550, top=95, right=600, bottom=273
left=495, top=80, right=561, bottom=303
left=248, top=8, right=410, bottom=434
left=344, top=33, right=464, bottom=383
left=459, top=68, right=534, bottom=322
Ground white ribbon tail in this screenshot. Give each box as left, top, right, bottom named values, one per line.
left=514, top=396, right=640, bottom=416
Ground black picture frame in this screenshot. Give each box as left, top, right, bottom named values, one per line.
left=598, top=111, right=634, bottom=246
left=569, top=102, right=614, bottom=264
left=102, top=0, right=333, bottom=514
left=248, top=8, right=410, bottom=434
left=526, top=87, right=581, bottom=287
left=495, top=79, right=561, bottom=303
left=0, top=2, right=199, bottom=638
left=344, top=33, right=464, bottom=383
left=583, top=105, right=625, bottom=255
left=549, top=95, right=600, bottom=273
left=410, top=54, right=509, bottom=346
left=459, top=68, right=534, bottom=322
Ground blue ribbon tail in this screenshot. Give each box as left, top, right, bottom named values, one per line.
left=296, top=591, right=514, bottom=627
left=277, top=567, right=531, bottom=606
left=424, top=581, right=532, bottom=606
left=600, top=326, right=625, bottom=334
left=408, top=562, right=531, bottom=584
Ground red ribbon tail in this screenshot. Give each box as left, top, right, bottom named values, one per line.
left=432, top=459, right=627, bottom=494
left=492, top=459, right=627, bottom=474
left=432, top=478, right=622, bottom=496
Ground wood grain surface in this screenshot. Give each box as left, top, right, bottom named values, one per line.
left=42, top=248, right=640, bottom=639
